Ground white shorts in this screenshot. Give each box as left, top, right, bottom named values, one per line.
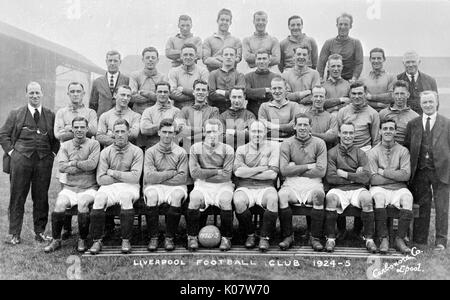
left=143, top=184, right=188, bottom=206
left=327, top=188, right=368, bottom=214
left=369, top=187, right=413, bottom=209
left=235, top=187, right=277, bottom=208
left=282, top=177, right=324, bottom=205
left=59, top=188, right=97, bottom=208
left=97, top=183, right=140, bottom=208
left=192, top=180, right=235, bottom=212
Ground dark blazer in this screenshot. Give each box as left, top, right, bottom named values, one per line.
left=0, top=106, right=60, bottom=172
left=397, top=71, right=438, bottom=112
left=89, top=72, right=129, bottom=118
left=404, top=114, right=450, bottom=185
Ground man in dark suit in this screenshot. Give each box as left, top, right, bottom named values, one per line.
left=89, top=50, right=130, bottom=118
left=0, top=82, right=60, bottom=245
left=404, top=91, right=450, bottom=252
left=397, top=51, right=438, bottom=115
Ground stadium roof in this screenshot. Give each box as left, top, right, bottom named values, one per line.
left=0, top=20, right=104, bottom=74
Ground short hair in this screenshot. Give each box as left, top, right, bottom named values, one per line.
left=26, top=81, right=42, bottom=92
left=328, top=53, right=343, bottom=63
left=159, top=118, right=175, bottom=130
left=256, top=49, right=270, bottom=57
left=336, top=13, right=353, bottom=26
left=115, top=85, right=132, bottom=93
left=106, top=50, right=121, bottom=60
left=380, top=119, right=397, bottom=130
left=193, top=79, right=208, bottom=90
left=253, top=11, right=267, bottom=20
left=294, top=113, right=312, bottom=125
left=155, top=81, right=171, bottom=92
left=420, top=90, right=439, bottom=104
left=248, top=120, right=267, bottom=132
left=288, top=15, right=303, bottom=26
left=393, top=80, right=410, bottom=91
left=370, top=48, right=386, bottom=60
left=113, top=119, right=130, bottom=130
left=222, top=47, right=236, bottom=55
left=271, top=76, right=286, bottom=86
left=142, top=47, right=159, bottom=58
left=181, top=43, right=197, bottom=54
left=217, top=8, right=232, bottom=21
left=403, top=50, right=420, bottom=61
left=339, top=122, right=355, bottom=132
left=204, top=118, right=223, bottom=133
left=229, top=86, right=246, bottom=98
left=72, top=116, right=88, bottom=127
left=67, top=82, right=85, bottom=91
left=312, top=85, right=327, bottom=95
left=349, top=81, right=367, bottom=93
left=179, top=15, right=192, bottom=23
left=293, top=45, right=310, bottom=55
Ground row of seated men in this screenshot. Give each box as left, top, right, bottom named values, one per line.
left=44, top=92, right=417, bottom=256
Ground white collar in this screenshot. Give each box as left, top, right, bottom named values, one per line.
left=28, top=104, right=42, bottom=115
left=107, top=72, right=119, bottom=78
left=423, top=112, right=437, bottom=121
left=406, top=72, right=418, bottom=81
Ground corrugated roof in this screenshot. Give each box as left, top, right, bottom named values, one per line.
left=0, top=20, right=104, bottom=74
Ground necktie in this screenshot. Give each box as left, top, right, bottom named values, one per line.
left=109, top=74, right=115, bottom=94
left=409, top=74, right=416, bottom=96
left=33, top=108, right=40, bottom=125
left=425, top=117, right=431, bottom=159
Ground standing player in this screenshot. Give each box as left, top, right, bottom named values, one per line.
left=324, top=123, right=374, bottom=253
left=44, top=117, right=100, bottom=253
left=322, top=54, right=351, bottom=114
left=89, top=119, right=144, bottom=255
left=233, top=121, right=279, bottom=251
left=143, top=119, right=188, bottom=252
left=278, top=113, right=327, bottom=251
left=187, top=119, right=235, bottom=251
left=368, top=119, right=413, bottom=254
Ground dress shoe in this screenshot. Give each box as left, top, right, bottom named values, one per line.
left=325, top=238, right=336, bottom=252
left=61, top=230, right=72, bottom=240
left=310, top=237, right=324, bottom=252
left=219, top=237, right=232, bottom=251
left=244, top=234, right=256, bottom=249
left=379, top=237, right=389, bottom=254
left=433, top=244, right=446, bottom=253
left=278, top=235, right=294, bottom=250
left=395, top=237, right=411, bottom=255
left=259, top=237, right=270, bottom=252
left=365, top=239, right=378, bottom=254
left=5, top=235, right=21, bottom=245
left=35, top=233, right=52, bottom=243
left=147, top=237, right=159, bottom=252
left=77, top=239, right=87, bottom=253
left=164, top=237, right=175, bottom=251
left=44, top=239, right=62, bottom=253
left=187, top=235, right=199, bottom=251
left=121, top=239, right=132, bottom=254
left=89, top=240, right=103, bottom=255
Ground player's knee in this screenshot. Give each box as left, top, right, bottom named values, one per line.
left=188, top=191, right=203, bottom=210
left=326, top=193, right=339, bottom=209
left=400, top=194, right=413, bottom=210
left=359, top=191, right=373, bottom=212
left=233, top=192, right=249, bottom=214
left=278, top=189, right=290, bottom=207
left=311, top=189, right=325, bottom=207
left=218, top=193, right=233, bottom=210
left=54, top=195, right=70, bottom=212
left=169, top=190, right=185, bottom=208
left=78, top=196, right=93, bottom=213
left=373, top=194, right=385, bottom=209
left=93, top=193, right=108, bottom=210
left=119, top=193, right=133, bottom=210
left=145, top=190, right=159, bottom=207
left=264, top=191, right=279, bottom=212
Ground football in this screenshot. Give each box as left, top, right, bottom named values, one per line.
left=198, top=225, right=221, bottom=248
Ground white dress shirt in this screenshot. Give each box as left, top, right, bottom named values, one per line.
left=422, top=112, right=437, bottom=131
left=107, top=72, right=119, bottom=87
left=28, top=104, right=42, bottom=116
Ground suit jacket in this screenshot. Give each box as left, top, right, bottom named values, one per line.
left=404, top=114, right=450, bottom=185
left=397, top=71, right=438, bottom=113
left=0, top=106, right=60, bottom=172
left=89, top=72, right=129, bottom=118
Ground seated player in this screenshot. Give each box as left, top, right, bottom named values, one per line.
left=44, top=117, right=100, bottom=253
left=324, top=122, right=375, bottom=253
left=220, top=87, right=256, bottom=150
left=368, top=119, right=413, bottom=254
left=187, top=119, right=235, bottom=251
left=233, top=121, right=279, bottom=251
left=259, top=77, right=301, bottom=141
left=143, top=119, right=188, bottom=252
left=89, top=119, right=144, bottom=255
left=278, top=113, right=327, bottom=251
